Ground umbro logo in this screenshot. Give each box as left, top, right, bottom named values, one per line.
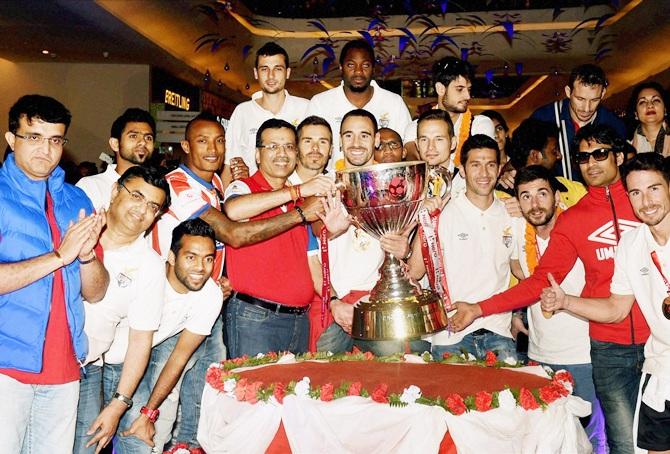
left=587, top=220, right=641, bottom=246
left=640, top=267, right=649, bottom=276
left=457, top=233, right=469, bottom=241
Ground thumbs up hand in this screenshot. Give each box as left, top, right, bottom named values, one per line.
left=540, top=273, right=568, bottom=316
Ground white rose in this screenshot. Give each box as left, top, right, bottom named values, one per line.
left=295, top=377, right=311, bottom=398
left=400, top=385, right=422, bottom=405
left=223, top=378, right=237, bottom=397
left=498, top=389, right=516, bottom=410
left=503, top=356, right=517, bottom=366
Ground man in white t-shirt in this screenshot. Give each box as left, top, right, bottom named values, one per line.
left=223, top=42, right=308, bottom=188
left=74, top=166, right=169, bottom=454
left=408, top=134, right=520, bottom=361
left=403, top=57, right=494, bottom=165
left=306, top=39, right=412, bottom=172
left=77, top=108, right=155, bottom=209
left=541, top=152, right=670, bottom=453
left=113, top=219, right=224, bottom=453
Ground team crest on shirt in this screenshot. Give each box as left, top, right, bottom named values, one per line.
left=353, top=228, right=371, bottom=251
left=379, top=114, right=390, bottom=128
left=116, top=272, right=132, bottom=288
left=502, top=226, right=513, bottom=248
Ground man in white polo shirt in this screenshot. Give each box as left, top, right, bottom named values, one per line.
left=403, top=57, right=494, bottom=165
left=223, top=42, right=308, bottom=187
left=408, top=134, right=520, bottom=360
left=113, top=219, right=224, bottom=453
left=541, top=152, right=670, bottom=453
left=77, top=108, right=155, bottom=209
left=306, top=39, right=412, bottom=171
left=74, top=166, right=169, bottom=454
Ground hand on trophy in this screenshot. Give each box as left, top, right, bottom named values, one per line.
left=449, top=302, right=483, bottom=332
left=301, top=175, right=336, bottom=197
left=330, top=298, right=354, bottom=334
left=422, top=195, right=450, bottom=216
left=318, top=190, right=351, bottom=237
left=379, top=222, right=416, bottom=260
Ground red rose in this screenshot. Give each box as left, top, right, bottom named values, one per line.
left=245, top=381, right=263, bottom=404
left=348, top=381, right=363, bottom=396
left=484, top=351, right=497, bottom=367
left=539, top=384, right=561, bottom=404
left=267, top=352, right=278, bottom=361
left=273, top=382, right=285, bottom=404
left=442, top=352, right=451, bottom=359
left=320, top=383, right=335, bottom=402
left=371, top=383, right=389, bottom=403
left=474, top=391, right=493, bottom=411
left=446, top=393, right=467, bottom=415
left=234, top=378, right=248, bottom=401
left=351, top=346, right=362, bottom=355
left=553, top=371, right=575, bottom=387
left=519, top=388, right=540, bottom=410
left=205, top=367, right=224, bottom=391
left=527, top=360, right=540, bottom=366
left=363, top=351, right=374, bottom=360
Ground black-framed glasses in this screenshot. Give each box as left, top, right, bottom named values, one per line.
left=378, top=141, right=402, bottom=150
left=574, top=148, right=614, bottom=165
left=259, top=143, right=297, bottom=153
left=14, top=132, right=68, bottom=147
left=119, top=183, right=162, bottom=215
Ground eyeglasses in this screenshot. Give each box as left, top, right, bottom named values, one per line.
left=259, top=143, right=297, bottom=153
left=14, top=133, right=68, bottom=147
left=119, top=183, right=162, bottom=215
left=378, top=141, right=402, bottom=150
left=574, top=148, right=615, bottom=165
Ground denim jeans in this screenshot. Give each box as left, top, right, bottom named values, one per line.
left=0, top=373, right=79, bottom=454
left=542, top=362, right=607, bottom=454
left=316, top=322, right=354, bottom=353
left=590, top=339, right=644, bottom=454
left=106, top=334, right=181, bottom=454
left=315, top=322, right=431, bottom=356
left=74, top=364, right=103, bottom=454
left=172, top=315, right=225, bottom=447
left=224, top=295, right=309, bottom=359
left=431, top=330, right=518, bottom=362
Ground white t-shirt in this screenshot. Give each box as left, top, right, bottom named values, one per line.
left=153, top=278, right=223, bottom=346
left=306, top=80, right=412, bottom=171
left=84, top=236, right=165, bottom=365
left=516, top=223, right=590, bottom=365
left=225, top=90, right=309, bottom=174
left=610, top=225, right=670, bottom=378
left=430, top=192, right=520, bottom=345
left=76, top=164, right=120, bottom=210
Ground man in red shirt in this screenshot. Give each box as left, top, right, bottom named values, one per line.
left=451, top=124, right=649, bottom=454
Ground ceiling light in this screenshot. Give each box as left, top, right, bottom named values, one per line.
left=41, top=50, right=49, bottom=55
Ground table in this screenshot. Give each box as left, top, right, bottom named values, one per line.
left=198, top=352, right=592, bottom=453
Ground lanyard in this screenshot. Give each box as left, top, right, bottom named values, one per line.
left=650, top=251, right=670, bottom=294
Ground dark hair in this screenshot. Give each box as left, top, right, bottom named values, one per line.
left=509, top=119, right=559, bottom=170
left=169, top=218, right=216, bottom=255
left=480, top=110, right=508, bottom=132
left=117, top=165, right=171, bottom=211
left=568, top=64, right=608, bottom=90
left=297, top=115, right=332, bottom=141
left=340, top=108, right=378, bottom=134
left=514, top=165, right=563, bottom=195
left=255, top=42, right=289, bottom=68
left=417, top=109, right=454, bottom=137
left=432, top=57, right=474, bottom=88
left=460, top=134, right=500, bottom=165
left=378, top=127, right=402, bottom=142
left=626, top=81, right=669, bottom=129
left=9, top=94, right=71, bottom=134
left=621, top=152, right=670, bottom=190
left=255, top=118, right=296, bottom=147
left=185, top=111, right=222, bottom=140
left=110, top=108, right=155, bottom=140
left=339, top=39, right=375, bottom=66
left=574, top=123, right=625, bottom=152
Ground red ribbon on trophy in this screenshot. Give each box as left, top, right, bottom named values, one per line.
left=418, top=208, right=452, bottom=311
left=320, top=226, right=331, bottom=328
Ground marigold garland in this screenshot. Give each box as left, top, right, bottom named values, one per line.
left=453, top=109, right=472, bottom=167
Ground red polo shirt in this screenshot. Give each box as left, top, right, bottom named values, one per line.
left=226, top=172, right=314, bottom=307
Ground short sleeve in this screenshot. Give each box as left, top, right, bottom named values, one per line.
left=184, top=280, right=223, bottom=336
left=403, top=119, right=418, bottom=144
left=223, top=180, right=251, bottom=203
left=610, top=240, right=634, bottom=296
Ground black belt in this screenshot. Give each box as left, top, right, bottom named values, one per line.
left=234, top=292, right=310, bottom=315
left=471, top=328, right=491, bottom=337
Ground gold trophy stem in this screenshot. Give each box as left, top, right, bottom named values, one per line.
left=369, top=253, right=420, bottom=302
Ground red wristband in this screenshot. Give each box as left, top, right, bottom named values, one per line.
left=140, top=406, right=160, bottom=423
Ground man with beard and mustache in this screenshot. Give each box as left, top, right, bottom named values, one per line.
left=451, top=125, right=650, bottom=454
left=223, top=42, right=308, bottom=188
left=115, top=219, right=224, bottom=453
left=307, top=39, right=411, bottom=171
left=403, top=57, right=495, bottom=165
left=77, top=108, right=155, bottom=209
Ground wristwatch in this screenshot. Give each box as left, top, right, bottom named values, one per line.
left=140, top=406, right=160, bottom=423
left=112, top=392, right=133, bottom=408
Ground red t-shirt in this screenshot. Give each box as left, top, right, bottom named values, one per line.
left=0, top=193, right=80, bottom=384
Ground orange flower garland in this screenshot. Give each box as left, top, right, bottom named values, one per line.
left=453, top=109, right=472, bottom=167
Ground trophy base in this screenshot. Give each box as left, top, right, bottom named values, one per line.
left=351, top=290, right=449, bottom=341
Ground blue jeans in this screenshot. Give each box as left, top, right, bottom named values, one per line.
left=74, top=364, right=103, bottom=454
left=315, top=322, right=431, bottom=355
left=542, top=362, right=607, bottom=454
left=590, top=339, right=644, bottom=454
left=316, top=322, right=354, bottom=353
left=0, top=373, right=79, bottom=454
left=431, top=330, right=518, bottom=362
left=225, top=295, right=309, bottom=359
left=172, top=315, right=225, bottom=447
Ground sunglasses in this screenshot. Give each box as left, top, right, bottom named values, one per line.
left=574, top=147, right=615, bottom=165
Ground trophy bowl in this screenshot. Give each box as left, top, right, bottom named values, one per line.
left=336, top=161, right=449, bottom=340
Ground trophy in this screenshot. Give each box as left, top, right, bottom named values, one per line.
left=336, top=161, right=449, bottom=340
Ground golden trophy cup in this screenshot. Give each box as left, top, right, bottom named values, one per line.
left=336, top=161, right=449, bottom=340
